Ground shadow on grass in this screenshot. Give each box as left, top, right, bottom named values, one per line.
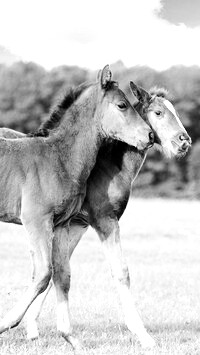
left=0, top=323, right=133, bottom=350
left=149, top=321, right=200, bottom=334
left=0, top=320, right=200, bottom=351
left=73, top=321, right=200, bottom=349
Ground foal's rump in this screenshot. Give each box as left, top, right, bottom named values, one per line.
left=0, top=135, right=86, bottom=226
left=0, top=138, right=56, bottom=223
left=0, top=138, right=25, bottom=222
left=0, top=128, right=25, bottom=139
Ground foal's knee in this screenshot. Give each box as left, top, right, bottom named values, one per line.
left=35, top=266, right=52, bottom=294
left=61, top=274, right=71, bottom=294
left=53, top=269, right=71, bottom=294
left=117, top=266, right=130, bottom=288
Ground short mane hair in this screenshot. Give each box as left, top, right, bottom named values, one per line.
left=28, top=82, right=91, bottom=138
left=149, top=87, right=169, bottom=99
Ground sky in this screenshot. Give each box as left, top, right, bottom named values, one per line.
left=0, top=0, right=200, bottom=71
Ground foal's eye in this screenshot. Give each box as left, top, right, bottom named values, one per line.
left=155, top=111, right=162, bottom=116
left=117, top=101, right=127, bottom=110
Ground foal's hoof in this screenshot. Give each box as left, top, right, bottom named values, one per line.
left=0, top=323, right=6, bottom=334
left=140, top=333, right=156, bottom=350
left=69, top=336, right=83, bottom=351
left=73, top=341, right=84, bottom=355
left=26, top=321, right=39, bottom=340
left=61, top=333, right=83, bottom=352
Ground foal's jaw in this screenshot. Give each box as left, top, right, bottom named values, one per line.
left=101, top=113, right=153, bottom=150
left=101, top=99, right=154, bottom=150
left=159, top=140, right=179, bottom=159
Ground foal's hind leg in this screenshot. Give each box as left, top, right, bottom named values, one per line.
left=0, top=209, right=53, bottom=334
left=52, top=224, right=87, bottom=350
left=25, top=223, right=87, bottom=342
left=94, top=217, right=155, bottom=349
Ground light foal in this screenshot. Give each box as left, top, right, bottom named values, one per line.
left=0, top=67, right=153, bottom=340
left=0, top=83, right=191, bottom=350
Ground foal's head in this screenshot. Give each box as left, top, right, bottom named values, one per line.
left=30, top=66, right=153, bottom=151
left=97, top=66, right=154, bottom=151
left=130, top=82, right=191, bottom=158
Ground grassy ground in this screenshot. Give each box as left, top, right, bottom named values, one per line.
left=0, top=198, right=200, bottom=354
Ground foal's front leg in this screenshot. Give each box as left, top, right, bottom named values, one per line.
left=26, top=282, right=53, bottom=339
left=0, top=208, right=53, bottom=334
left=95, top=217, right=155, bottom=349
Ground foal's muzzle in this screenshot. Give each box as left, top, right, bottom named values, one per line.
left=147, top=131, right=154, bottom=148
left=174, top=132, right=192, bottom=155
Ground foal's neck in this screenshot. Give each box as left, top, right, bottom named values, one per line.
left=98, top=141, right=147, bottom=185
left=51, top=85, right=102, bottom=181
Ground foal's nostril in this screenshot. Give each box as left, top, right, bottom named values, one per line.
left=179, top=133, right=191, bottom=143
left=149, top=131, right=154, bottom=144
left=179, top=134, right=186, bottom=142
left=181, top=141, right=189, bottom=151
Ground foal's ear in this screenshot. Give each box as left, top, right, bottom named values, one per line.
left=100, top=65, right=112, bottom=88
left=97, top=69, right=102, bottom=81
left=130, top=81, right=150, bottom=103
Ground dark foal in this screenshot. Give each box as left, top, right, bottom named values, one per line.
left=0, top=84, right=191, bottom=350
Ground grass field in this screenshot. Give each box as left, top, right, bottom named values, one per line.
left=0, top=198, right=200, bottom=354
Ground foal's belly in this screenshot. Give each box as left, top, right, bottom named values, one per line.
left=0, top=213, right=22, bottom=224
left=53, top=189, right=86, bottom=227
left=0, top=191, right=22, bottom=224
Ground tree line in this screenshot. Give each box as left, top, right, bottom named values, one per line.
left=0, top=60, right=199, bottom=198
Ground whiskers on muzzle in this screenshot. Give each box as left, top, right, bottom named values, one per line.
left=172, top=133, right=192, bottom=159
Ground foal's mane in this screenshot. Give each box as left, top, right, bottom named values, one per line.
left=28, top=82, right=92, bottom=138
left=149, top=87, right=169, bottom=99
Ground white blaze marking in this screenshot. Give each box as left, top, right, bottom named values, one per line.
left=164, top=99, right=185, bottom=130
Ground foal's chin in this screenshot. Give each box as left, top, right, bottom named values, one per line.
left=175, top=147, right=189, bottom=159
left=161, top=141, right=189, bottom=159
